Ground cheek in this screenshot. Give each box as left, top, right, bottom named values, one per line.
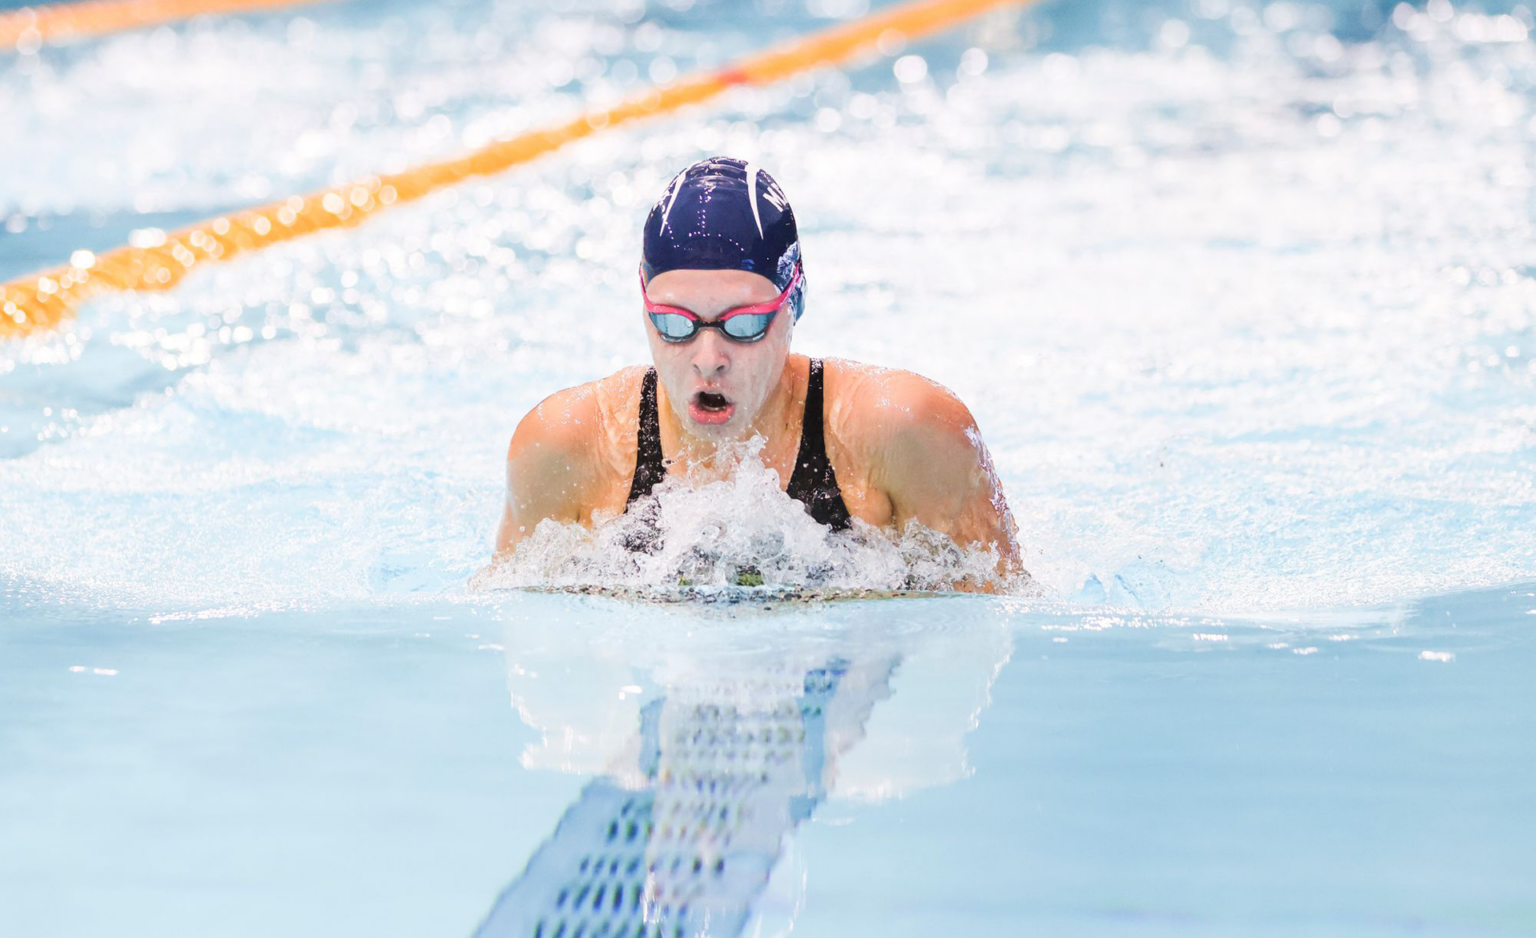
left=742, top=338, right=791, bottom=399
left=645, top=334, right=696, bottom=410
left=770, top=308, right=794, bottom=353
left=645, top=328, right=682, bottom=369
left=760, top=320, right=793, bottom=376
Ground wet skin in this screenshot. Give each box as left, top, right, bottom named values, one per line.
left=494, top=269, right=1022, bottom=586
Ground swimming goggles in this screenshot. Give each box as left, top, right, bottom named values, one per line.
left=640, top=263, right=801, bottom=344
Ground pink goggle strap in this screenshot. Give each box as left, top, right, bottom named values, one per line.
left=639, top=263, right=802, bottom=321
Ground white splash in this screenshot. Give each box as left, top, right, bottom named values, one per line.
left=474, top=439, right=1020, bottom=596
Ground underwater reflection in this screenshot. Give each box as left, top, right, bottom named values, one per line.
left=472, top=604, right=1012, bottom=937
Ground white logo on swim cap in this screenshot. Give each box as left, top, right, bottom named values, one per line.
left=745, top=161, right=765, bottom=239
left=759, top=176, right=789, bottom=213
left=657, top=171, right=684, bottom=233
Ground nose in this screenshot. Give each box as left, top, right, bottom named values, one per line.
left=690, top=328, right=731, bottom=379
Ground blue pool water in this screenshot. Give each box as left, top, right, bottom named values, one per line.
left=3, top=0, right=1535, bottom=934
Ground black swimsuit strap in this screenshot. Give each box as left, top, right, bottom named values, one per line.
left=786, top=359, right=854, bottom=532
left=627, top=368, right=667, bottom=504
left=626, top=360, right=852, bottom=533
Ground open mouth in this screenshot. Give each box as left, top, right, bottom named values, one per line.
left=688, top=390, right=735, bottom=425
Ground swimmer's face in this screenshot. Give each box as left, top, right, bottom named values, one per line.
left=642, top=268, right=793, bottom=439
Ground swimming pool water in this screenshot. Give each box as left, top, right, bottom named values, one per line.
left=2, top=0, right=1534, bottom=934
left=4, top=587, right=1533, bottom=935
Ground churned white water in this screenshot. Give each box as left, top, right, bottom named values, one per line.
left=475, top=438, right=1015, bottom=594
left=2, top=0, right=1534, bottom=613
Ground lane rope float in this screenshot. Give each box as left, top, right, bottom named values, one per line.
left=0, top=0, right=343, bottom=49
left=1, top=0, right=1036, bottom=338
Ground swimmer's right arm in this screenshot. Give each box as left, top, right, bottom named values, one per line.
left=493, top=388, right=602, bottom=559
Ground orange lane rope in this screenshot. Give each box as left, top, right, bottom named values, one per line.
left=1, top=0, right=1034, bottom=338
left=0, top=0, right=341, bottom=48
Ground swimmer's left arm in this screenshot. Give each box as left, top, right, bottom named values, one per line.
left=867, top=375, right=1023, bottom=583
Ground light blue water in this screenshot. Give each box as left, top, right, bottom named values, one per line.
left=3, top=0, right=1535, bottom=934
left=4, top=589, right=1534, bottom=935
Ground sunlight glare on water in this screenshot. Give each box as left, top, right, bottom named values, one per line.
left=1, top=0, right=1534, bottom=614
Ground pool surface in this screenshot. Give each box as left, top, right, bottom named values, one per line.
left=3, top=0, right=1535, bottom=934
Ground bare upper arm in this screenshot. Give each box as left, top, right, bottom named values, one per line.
left=495, top=384, right=606, bottom=557
left=859, top=372, right=1021, bottom=572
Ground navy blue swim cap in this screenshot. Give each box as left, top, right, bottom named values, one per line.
left=641, top=156, right=805, bottom=321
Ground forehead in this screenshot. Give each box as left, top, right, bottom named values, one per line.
left=644, top=269, right=780, bottom=310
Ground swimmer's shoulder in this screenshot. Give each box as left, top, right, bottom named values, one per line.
left=505, top=366, right=650, bottom=495
left=820, top=361, right=1012, bottom=559
left=819, top=357, right=979, bottom=454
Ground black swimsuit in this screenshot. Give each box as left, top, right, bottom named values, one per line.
left=626, top=358, right=853, bottom=535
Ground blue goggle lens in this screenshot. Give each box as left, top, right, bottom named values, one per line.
left=648, top=311, right=776, bottom=343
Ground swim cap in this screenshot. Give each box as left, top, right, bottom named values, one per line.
left=641, top=156, right=805, bottom=321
